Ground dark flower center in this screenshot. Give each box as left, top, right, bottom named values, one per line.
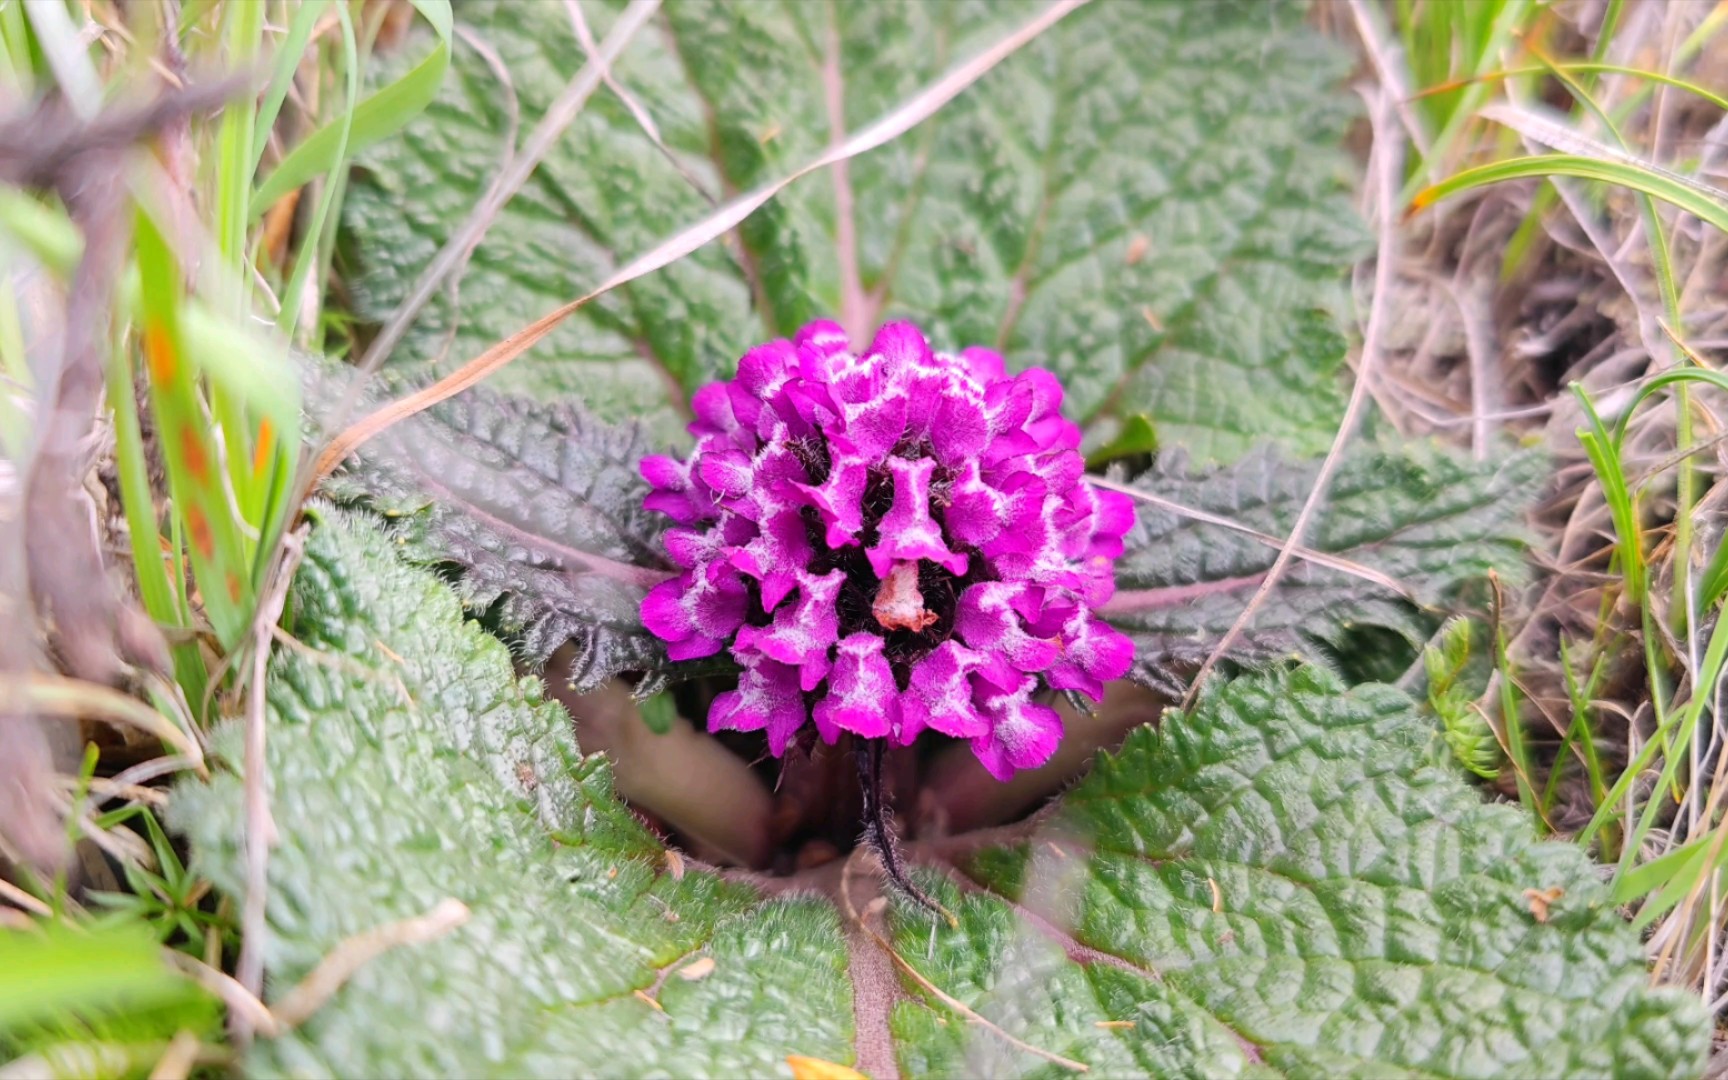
left=746, top=438, right=989, bottom=690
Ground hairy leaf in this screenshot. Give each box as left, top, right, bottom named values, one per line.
left=174, top=512, right=852, bottom=1077
left=175, top=516, right=1705, bottom=1077
left=895, top=666, right=1708, bottom=1078
left=340, top=0, right=1365, bottom=461
left=1103, top=444, right=1546, bottom=693
left=324, top=385, right=675, bottom=687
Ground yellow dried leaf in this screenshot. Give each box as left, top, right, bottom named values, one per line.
left=677, top=955, right=716, bottom=981
left=1524, top=886, right=1564, bottom=923
left=786, top=1054, right=866, bottom=1080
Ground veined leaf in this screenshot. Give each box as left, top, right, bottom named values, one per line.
left=329, top=386, right=1540, bottom=692
left=174, top=511, right=851, bottom=1077
left=1103, top=443, right=1545, bottom=692
left=174, top=516, right=1707, bottom=1078
left=323, top=383, right=676, bottom=688
left=339, top=0, right=1366, bottom=461
left=895, top=666, right=1708, bottom=1078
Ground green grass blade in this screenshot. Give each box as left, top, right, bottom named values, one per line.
left=1400, top=0, right=1536, bottom=201
left=1558, top=635, right=1609, bottom=820
left=0, top=275, right=30, bottom=459
left=1620, top=835, right=1711, bottom=928
left=1698, top=527, right=1728, bottom=611
left=0, top=188, right=83, bottom=273
left=0, top=0, right=34, bottom=96
left=104, top=327, right=208, bottom=707
left=0, top=921, right=201, bottom=1033
left=277, top=1, right=358, bottom=341
left=135, top=210, right=255, bottom=651
left=1610, top=368, right=1728, bottom=444
left=251, top=0, right=333, bottom=174
left=177, top=302, right=300, bottom=446
left=1420, top=62, right=1728, bottom=116
left=22, top=0, right=100, bottom=117
left=1414, top=154, right=1728, bottom=235
left=252, top=0, right=451, bottom=214
left=1616, top=608, right=1728, bottom=879
left=214, top=0, right=265, bottom=270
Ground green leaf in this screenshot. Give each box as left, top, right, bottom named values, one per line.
left=0, top=921, right=200, bottom=1035
left=894, top=666, right=1708, bottom=1078
left=322, top=384, right=676, bottom=688
left=0, top=920, right=218, bottom=1064
left=638, top=691, right=677, bottom=736
left=174, top=515, right=1706, bottom=1077
left=339, top=0, right=1366, bottom=461
left=1084, top=413, right=1158, bottom=470
left=173, top=511, right=852, bottom=1077
left=1423, top=616, right=1502, bottom=779
left=1103, top=443, right=1544, bottom=692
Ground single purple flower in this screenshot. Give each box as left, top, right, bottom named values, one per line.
left=641, top=320, right=1135, bottom=781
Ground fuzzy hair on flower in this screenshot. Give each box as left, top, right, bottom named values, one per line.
left=640, top=320, right=1134, bottom=780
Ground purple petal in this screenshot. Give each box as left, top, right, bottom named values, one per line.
left=690, top=382, right=749, bottom=446
left=1074, top=555, right=1118, bottom=608
left=969, top=675, right=1064, bottom=781
left=662, top=514, right=754, bottom=570
left=1046, top=610, right=1135, bottom=700
left=866, top=321, right=933, bottom=383
left=735, top=568, right=843, bottom=690
left=735, top=339, right=798, bottom=406
left=729, top=505, right=813, bottom=610
left=930, top=389, right=991, bottom=468
left=828, top=351, right=885, bottom=406
left=981, top=379, right=1039, bottom=462
left=709, top=653, right=807, bottom=756
left=943, top=461, right=1006, bottom=548
left=699, top=449, right=755, bottom=499
left=954, top=581, right=1058, bottom=682
left=640, top=454, right=710, bottom=524
left=836, top=387, right=908, bottom=460
left=1089, top=488, right=1137, bottom=556
left=795, top=454, right=870, bottom=547
left=961, top=345, right=1006, bottom=385
left=868, top=456, right=968, bottom=577
left=639, top=575, right=694, bottom=642
left=899, top=640, right=988, bottom=742
left=796, top=320, right=852, bottom=365
left=812, top=633, right=899, bottom=740
left=641, top=568, right=747, bottom=658
left=779, top=378, right=838, bottom=430
left=979, top=475, right=1052, bottom=561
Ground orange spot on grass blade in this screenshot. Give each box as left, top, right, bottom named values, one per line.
left=145, top=322, right=177, bottom=382
left=252, top=417, right=275, bottom=475
left=186, top=505, right=216, bottom=560
left=1404, top=186, right=1441, bottom=223
left=177, top=424, right=210, bottom=481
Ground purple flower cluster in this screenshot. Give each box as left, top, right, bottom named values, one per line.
left=640, top=321, right=1134, bottom=780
